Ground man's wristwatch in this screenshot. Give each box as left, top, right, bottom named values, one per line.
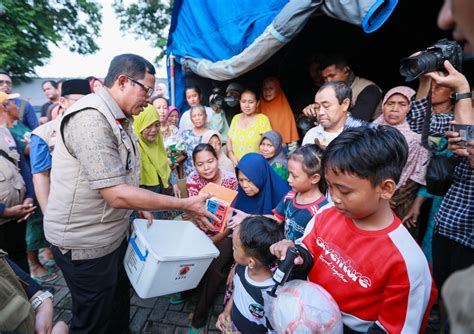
left=31, top=291, right=53, bottom=311
left=451, top=92, right=472, bottom=104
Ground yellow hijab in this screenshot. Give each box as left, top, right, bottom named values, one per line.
left=133, top=105, right=171, bottom=187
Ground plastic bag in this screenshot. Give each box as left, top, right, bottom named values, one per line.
left=263, top=280, right=343, bottom=334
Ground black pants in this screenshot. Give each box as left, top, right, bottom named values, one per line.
left=0, top=221, right=29, bottom=274
left=432, top=233, right=474, bottom=292
left=192, top=236, right=234, bottom=328
left=51, top=239, right=131, bottom=334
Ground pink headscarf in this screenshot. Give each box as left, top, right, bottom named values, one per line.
left=165, top=106, right=180, bottom=124
left=373, top=86, right=428, bottom=188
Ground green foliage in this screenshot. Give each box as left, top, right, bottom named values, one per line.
left=0, top=0, right=102, bottom=80
left=113, top=0, right=172, bottom=66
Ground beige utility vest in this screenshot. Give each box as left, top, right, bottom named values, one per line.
left=0, top=128, right=26, bottom=225
left=31, top=117, right=60, bottom=154
left=44, top=92, right=140, bottom=251
left=351, top=76, right=383, bottom=120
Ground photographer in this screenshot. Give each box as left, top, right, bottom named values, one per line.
left=208, top=88, right=230, bottom=141
left=424, top=60, right=474, bottom=296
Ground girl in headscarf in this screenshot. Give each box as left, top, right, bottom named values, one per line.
left=201, top=129, right=235, bottom=174
left=153, top=98, right=186, bottom=178
left=372, top=86, right=429, bottom=236
left=133, top=105, right=180, bottom=208
left=259, top=130, right=288, bottom=181
left=234, top=153, right=290, bottom=215
left=260, top=77, right=299, bottom=150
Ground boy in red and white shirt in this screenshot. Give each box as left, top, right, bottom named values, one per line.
left=271, top=126, right=437, bottom=333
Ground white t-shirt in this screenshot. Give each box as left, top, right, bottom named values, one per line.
left=178, top=106, right=215, bottom=133
left=302, top=125, right=342, bottom=146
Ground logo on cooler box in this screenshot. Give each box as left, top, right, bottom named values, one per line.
left=175, top=264, right=194, bottom=281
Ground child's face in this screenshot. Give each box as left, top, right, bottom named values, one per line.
left=259, top=138, right=276, bottom=160
left=325, top=167, right=383, bottom=220
left=208, top=135, right=222, bottom=155
left=232, top=226, right=248, bottom=265
left=237, top=170, right=259, bottom=197
left=186, top=89, right=201, bottom=106
left=287, top=158, right=314, bottom=193
left=383, top=93, right=410, bottom=126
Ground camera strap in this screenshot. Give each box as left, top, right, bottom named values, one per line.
left=420, top=88, right=448, bottom=152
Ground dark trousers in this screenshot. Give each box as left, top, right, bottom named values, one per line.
left=432, top=233, right=474, bottom=292
left=51, top=239, right=131, bottom=334
left=192, top=236, right=234, bottom=328
left=0, top=221, right=29, bottom=274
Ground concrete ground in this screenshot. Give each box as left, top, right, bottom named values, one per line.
left=42, top=265, right=224, bottom=334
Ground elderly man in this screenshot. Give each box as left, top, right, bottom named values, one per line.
left=0, top=71, right=39, bottom=130
left=302, top=80, right=366, bottom=147
left=44, top=54, right=213, bottom=333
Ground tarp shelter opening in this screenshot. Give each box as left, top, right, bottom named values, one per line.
left=166, top=0, right=454, bottom=115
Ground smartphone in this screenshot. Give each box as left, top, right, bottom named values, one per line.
left=452, top=124, right=474, bottom=146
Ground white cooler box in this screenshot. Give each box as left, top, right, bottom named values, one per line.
left=124, top=219, right=220, bottom=299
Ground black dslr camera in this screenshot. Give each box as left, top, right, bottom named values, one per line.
left=400, top=39, right=463, bottom=82
left=209, top=87, right=238, bottom=108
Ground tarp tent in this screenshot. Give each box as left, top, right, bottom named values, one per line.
left=166, top=0, right=398, bottom=112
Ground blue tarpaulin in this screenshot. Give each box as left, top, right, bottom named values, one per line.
left=166, top=0, right=398, bottom=112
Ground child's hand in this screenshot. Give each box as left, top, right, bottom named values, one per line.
left=270, top=240, right=304, bottom=265
left=216, top=311, right=232, bottom=333
left=226, top=208, right=249, bottom=229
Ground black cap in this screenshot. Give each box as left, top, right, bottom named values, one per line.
left=61, top=79, right=92, bottom=97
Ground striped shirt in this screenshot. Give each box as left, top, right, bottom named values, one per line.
left=232, top=265, right=274, bottom=333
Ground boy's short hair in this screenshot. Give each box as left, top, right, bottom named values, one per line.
left=239, top=216, right=284, bottom=267
left=322, top=125, right=408, bottom=186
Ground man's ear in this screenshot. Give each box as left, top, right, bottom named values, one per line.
left=117, top=74, right=128, bottom=89
left=379, top=178, right=397, bottom=200
left=58, top=96, right=67, bottom=109
left=310, top=173, right=321, bottom=185
left=342, top=97, right=351, bottom=111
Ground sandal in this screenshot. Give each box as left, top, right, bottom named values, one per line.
left=169, top=292, right=186, bottom=305
left=31, top=268, right=59, bottom=284
left=187, top=326, right=205, bottom=334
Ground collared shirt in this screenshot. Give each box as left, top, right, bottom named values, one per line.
left=302, top=114, right=367, bottom=146
left=58, top=88, right=136, bottom=259
left=406, top=97, right=453, bottom=136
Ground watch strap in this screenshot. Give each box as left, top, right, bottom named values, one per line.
left=31, top=291, right=53, bottom=311
left=451, top=92, right=472, bottom=104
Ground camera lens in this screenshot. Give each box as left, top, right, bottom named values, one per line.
left=400, top=52, right=441, bottom=81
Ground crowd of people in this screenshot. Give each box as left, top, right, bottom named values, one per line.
left=0, top=0, right=473, bottom=333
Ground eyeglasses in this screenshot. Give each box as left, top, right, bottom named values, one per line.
left=0, top=80, right=12, bottom=86
left=126, top=76, right=153, bottom=97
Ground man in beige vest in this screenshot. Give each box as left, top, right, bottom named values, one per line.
left=44, top=54, right=214, bottom=334
left=0, top=91, right=36, bottom=273
left=303, top=53, right=383, bottom=122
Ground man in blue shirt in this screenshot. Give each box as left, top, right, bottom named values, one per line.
left=30, top=79, right=91, bottom=213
